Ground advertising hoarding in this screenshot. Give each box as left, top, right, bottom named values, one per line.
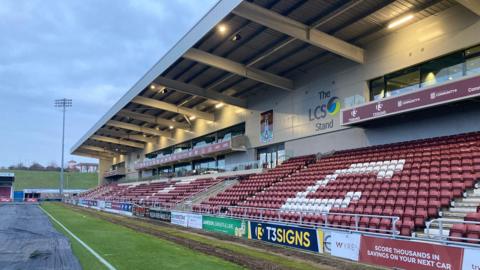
left=148, top=209, right=171, bottom=221
left=462, top=248, right=480, bottom=270
left=202, top=216, right=247, bottom=238
left=248, top=221, right=321, bottom=252
left=359, top=236, right=463, bottom=270
left=330, top=232, right=361, bottom=261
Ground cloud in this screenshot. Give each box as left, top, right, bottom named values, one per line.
left=0, top=0, right=217, bottom=166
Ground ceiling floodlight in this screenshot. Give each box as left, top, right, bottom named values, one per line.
left=388, top=14, right=414, bottom=29
left=217, top=24, right=228, bottom=34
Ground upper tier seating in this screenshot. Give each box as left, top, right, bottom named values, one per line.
left=196, top=132, right=480, bottom=236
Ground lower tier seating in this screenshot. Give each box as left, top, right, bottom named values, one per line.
left=196, top=132, right=480, bottom=236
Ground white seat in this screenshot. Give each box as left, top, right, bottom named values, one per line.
left=341, top=198, right=351, bottom=208
left=353, top=192, right=362, bottom=200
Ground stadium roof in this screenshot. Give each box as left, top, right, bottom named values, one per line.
left=72, top=0, right=462, bottom=159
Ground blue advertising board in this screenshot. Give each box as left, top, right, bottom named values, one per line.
left=13, top=191, right=24, bottom=202
left=248, top=221, right=321, bottom=252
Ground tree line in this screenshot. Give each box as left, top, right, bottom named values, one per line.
left=2, top=162, right=71, bottom=172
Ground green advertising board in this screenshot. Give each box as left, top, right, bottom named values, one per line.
left=202, top=216, right=247, bottom=238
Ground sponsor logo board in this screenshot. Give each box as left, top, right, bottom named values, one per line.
left=248, top=221, right=321, bottom=252
left=171, top=212, right=202, bottom=229
left=342, top=75, right=480, bottom=124
left=330, top=232, right=361, bottom=261
left=359, top=236, right=463, bottom=270
left=202, top=216, right=247, bottom=238
left=171, top=212, right=188, bottom=227
left=187, top=214, right=203, bottom=229
left=462, top=248, right=480, bottom=270
left=148, top=209, right=171, bottom=221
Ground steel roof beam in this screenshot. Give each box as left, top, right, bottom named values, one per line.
left=132, top=96, right=214, bottom=121
left=232, top=1, right=365, bottom=64
left=183, top=48, right=294, bottom=91
left=97, top=128, right=158, bottom=144
left=456, top=0, right=480, bottom=16
left=75, top=151, right=114, bottom=159
left=80, top=145, right=117, bottom=155
left=117, top=109, right=191, bottom=130
left=106, top=120, right=171, bottom=137
left=91, top=135, right=144, bottom=149
left=153, top=76, right=247, bottom=108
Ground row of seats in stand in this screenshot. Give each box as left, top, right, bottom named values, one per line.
left=119, top=181, right=175, bottom=203
left=194, top=155, right=316, bottom=212
left=77, top=177, right=226, bottom=207
left=0, top=186, right=11, bottom=197
left=215, top=132, right=480, bottom=236
left=147, top=178, right=222, bottom=206
left=77, top=183, right=129, bottom=201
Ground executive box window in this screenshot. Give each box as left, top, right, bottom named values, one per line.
left=420, top=52, right=463, bottom=87
left=466, top=45, right=480, bottom=75
left=370, top=77, right=385, bottom=101
left=385, top=67, right=420, bottom=98
left=369, top=45, right=480, bottom=101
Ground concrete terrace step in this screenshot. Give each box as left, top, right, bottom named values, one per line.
left=459, top=197, right=480, bottom=203
left=441, top=211, right=468, bottom=218
left=176, top=179, right=240, bottom=211
left=452, top=201, right=480, bottom=208
left=420, top=228, right=450, bottom=239
left=445, top=207, right=478, bottom=213
left=428, top=220, right=463, bottom=229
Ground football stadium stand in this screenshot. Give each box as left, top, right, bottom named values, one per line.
left=70, top=0, right=480, bottom=268
left=77, top=132, right=480, bottom=238
left=0, top=172, right=14, bottom=202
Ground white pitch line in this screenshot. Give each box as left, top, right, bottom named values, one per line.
left=40, top=206, right=117, bottom=270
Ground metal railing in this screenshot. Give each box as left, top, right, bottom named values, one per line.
left=425, top=218, right=480, bottom=247
left=192, top=205, right=400, bottom=236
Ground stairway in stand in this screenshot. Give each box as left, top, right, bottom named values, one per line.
left=420, top=182, right=480, bottom=238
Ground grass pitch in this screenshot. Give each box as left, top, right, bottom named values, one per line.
left=5, top=170, right=98, bottom=190
left=41, top=202, right=243, bottom=270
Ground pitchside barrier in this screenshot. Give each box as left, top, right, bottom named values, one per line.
left=63, top=200, right=480, bottom=270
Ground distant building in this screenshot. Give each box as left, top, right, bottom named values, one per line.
left=67, top=160, right=98, bottom=173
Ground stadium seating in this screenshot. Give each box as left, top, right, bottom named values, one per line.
left=0, top=187, right=11, bottom=198
left=78, top=132, right=480, bottom=237
left=78, top=177, right=226, bottom=207
left=194, top=155, right=315, bottom=211
left=195, top=132, right=480, bottom=236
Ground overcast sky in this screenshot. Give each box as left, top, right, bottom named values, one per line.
left=0, top=0, right=217, bottom=167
